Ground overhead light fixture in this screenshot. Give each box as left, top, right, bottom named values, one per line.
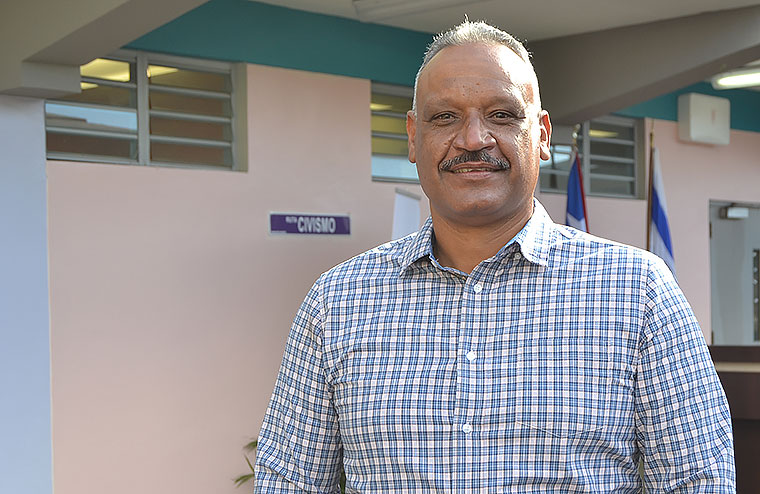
left=711, top=66, right=760, bottom=90
left=588, top=129, right=618, bottom=139
left=147, top=65, right=179, bottom=79
left=81, top=58, right=131, bottom=82
left=353, top=0, right=483, bottom=22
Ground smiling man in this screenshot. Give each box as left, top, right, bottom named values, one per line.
left=407, top=36, right=550, bottom=274
left=255, top=21, right=735, bottom=493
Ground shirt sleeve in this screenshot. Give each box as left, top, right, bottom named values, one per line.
left=635, top=258, right=736, bottom=493
left=255, top=277, right=343, bottom=493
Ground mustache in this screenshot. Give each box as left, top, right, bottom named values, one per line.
left=439, top=150, right=511, bottom=171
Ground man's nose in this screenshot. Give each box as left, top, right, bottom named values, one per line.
left=453, top=113, right=496, bottom=151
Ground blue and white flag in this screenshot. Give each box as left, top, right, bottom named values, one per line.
left=566, top=153, right=588, bottom=232
left=649, top=148, right=676, bottom=275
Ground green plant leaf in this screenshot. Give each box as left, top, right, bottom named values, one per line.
left=234, top=440, right=258, bottom=488
left=233, top=473, right=254, bottom=487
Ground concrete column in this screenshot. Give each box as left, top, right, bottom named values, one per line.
left=0, top=95, right=52, bottom=494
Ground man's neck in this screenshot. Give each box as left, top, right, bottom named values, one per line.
left=431, top=204, right=533, bottom=274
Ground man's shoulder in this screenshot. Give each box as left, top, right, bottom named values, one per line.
left=318, top=232, right=421, bottom=287
left=522, top=201, right=664, bottom=275
left=538, top=225, right=681, bottom=311
left=544, top=223, right=665, bottom=273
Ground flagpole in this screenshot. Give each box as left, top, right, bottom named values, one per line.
left=646, top=132, right=653, bottom=250
left=577, top=154, right=589, bottom=233
left=572, top=124, right=589, bottom=233
left=565, top=124, right=589, bottom=233
left=572, top=123, right=579, bottom=159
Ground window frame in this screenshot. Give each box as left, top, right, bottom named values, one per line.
left=540, top=115, right=645, bottom=199
left=45, top=49, right=247, bottom=172
left=370, top=82, right=418, bottom=184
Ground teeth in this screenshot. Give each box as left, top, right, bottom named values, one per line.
left=453, top=168, right=490, bottom=173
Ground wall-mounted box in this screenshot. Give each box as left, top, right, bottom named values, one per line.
left=720, top=206, right=750, bottom=219
left=678, top=93, right=730, bottom=145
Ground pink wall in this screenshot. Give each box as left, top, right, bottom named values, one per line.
left=48, top=64, right=427, bottom=494
left=538, top=118, right=760, bottom=341
left=48, top=64, right=760, bottom=494
left=537, top=193, right=646, bottom=249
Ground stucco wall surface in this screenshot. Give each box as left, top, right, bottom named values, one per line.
left=48, top=64, right=427, bottom=494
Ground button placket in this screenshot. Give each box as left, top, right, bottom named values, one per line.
left=454, top=275, right=470, bottom=435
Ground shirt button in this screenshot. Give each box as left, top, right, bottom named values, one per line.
left=466, top=350, right=476, bottom=362
left=473, top=283, right=483, bottom=293
left=462, top=424, right=473, bottom=433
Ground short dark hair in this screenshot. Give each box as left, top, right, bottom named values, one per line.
left=412, top=20, right=534, bottom=112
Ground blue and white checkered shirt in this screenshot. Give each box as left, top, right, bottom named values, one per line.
left=255, top=201, right=735, bottom=493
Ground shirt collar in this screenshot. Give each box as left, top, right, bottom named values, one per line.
left=399, top=198, right=556, bottom=273
left=399, top=216, right=436, bottom=273
left=511, top=199, right=553, bottom=267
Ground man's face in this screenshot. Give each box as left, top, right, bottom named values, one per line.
left=407, top=42, right=552, bottom=228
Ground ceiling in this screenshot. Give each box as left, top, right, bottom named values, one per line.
left=253, top=0, right=760, bottom=40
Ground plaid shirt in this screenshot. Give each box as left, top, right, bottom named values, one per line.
left=255, top=201, right=734, bottom=493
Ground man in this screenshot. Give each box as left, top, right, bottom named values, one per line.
left=256, top=21, right=735, bottom=493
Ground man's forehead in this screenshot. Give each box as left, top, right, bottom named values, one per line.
left=426, top=43, right=530, bottom=74
left=417, top=43, right=537, bottom=102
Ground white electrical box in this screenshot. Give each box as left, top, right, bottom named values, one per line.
left=677, top=93, right=730, bottom=145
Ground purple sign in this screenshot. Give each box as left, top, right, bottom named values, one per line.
left=270, top=213, right=350, bottom=235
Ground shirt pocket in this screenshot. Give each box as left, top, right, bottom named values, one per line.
left=512, top=335, right=612, bottom=439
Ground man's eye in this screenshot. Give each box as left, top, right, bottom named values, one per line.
left=491, top=111, right=515, bottom=119
left=432, top=113, right=455, bottom=121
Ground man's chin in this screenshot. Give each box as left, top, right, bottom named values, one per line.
left=435, top=202, right=529, bottom=228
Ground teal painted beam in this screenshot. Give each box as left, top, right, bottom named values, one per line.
left=618, top=82, right=760, bottom=133
left=126, top=0, right=432, bottom=87
left=128, top=0, right=760, bottom=132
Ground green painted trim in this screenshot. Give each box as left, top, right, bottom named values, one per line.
left=128, top=0, right=760, bottom=133
left=617, top=82, right=760, bottom=133
left=126, top=0, right=432, bottom=87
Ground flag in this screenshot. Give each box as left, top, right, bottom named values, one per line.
left=648, top=147, right=676, bottom=275
left=566, top=152, right=589, bottom=232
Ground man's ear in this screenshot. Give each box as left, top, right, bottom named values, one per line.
left=538, top=110, right=552, bottom=161
left=406, top=110, right=417, bottom=163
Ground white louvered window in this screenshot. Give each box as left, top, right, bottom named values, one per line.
left=45, top=51, right=245, bottom=171
left=370, top=83, right=418, bottom=183
left=540, top=115, right=644, bottom=198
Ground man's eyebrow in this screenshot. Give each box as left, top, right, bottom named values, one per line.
left=421, top=93, right=526, bottom=114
